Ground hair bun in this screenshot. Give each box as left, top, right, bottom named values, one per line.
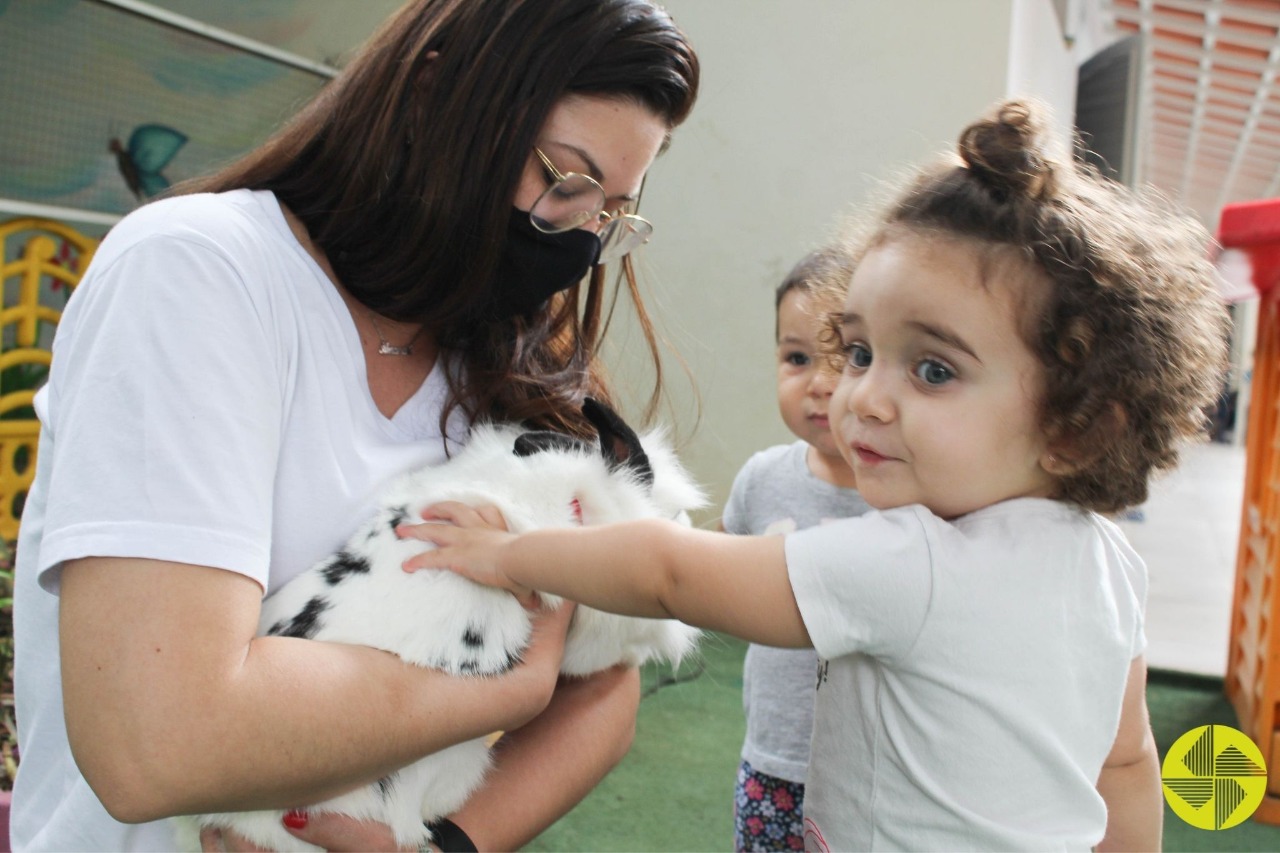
left=957, top=100, right=1055, bottom=200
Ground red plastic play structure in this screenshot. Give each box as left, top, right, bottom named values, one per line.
left=1221, top=197, right=1280, bottom=823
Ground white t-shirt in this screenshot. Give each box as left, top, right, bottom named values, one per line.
left=12, top=190, right=467, bottom=851
left=785, top=498, right=1146, bottom=852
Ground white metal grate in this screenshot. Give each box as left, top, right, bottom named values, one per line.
left=1108, top=0, right=1280, bottom=228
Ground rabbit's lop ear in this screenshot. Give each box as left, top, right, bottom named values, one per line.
left=514, top=430, right=587, bottom=458
left=582, top=397, right=654, bottom=487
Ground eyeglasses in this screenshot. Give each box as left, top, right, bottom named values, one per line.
left=530, top=148, right=653, bottom=263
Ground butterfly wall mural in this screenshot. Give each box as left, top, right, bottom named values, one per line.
left=0, top=0, right=333, bottom=217
left=109, top=124, right=188, bottom=201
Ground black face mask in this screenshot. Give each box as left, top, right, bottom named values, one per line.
left=487, top=208, right=602, bottom=318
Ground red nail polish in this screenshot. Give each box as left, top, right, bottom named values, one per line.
left=282, top=809, right=308, bottom=830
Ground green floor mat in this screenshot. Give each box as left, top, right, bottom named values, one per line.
left=527, top=632, right=748, bottom=852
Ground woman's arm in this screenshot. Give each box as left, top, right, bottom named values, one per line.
left=1095, top=655, right=1161, bottom=852
left=404, top=505, right=811, bottom=649
left=218, top=666, right=640, bottom=852
left=448, top=664, right=641, bottom=850
left=60, top=556, right=569, bottom=824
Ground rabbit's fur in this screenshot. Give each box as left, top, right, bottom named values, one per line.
left=178, top=400, right=703, bottom=851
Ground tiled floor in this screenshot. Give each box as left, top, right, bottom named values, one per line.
left=1116, top=440, right=1247, bottom=677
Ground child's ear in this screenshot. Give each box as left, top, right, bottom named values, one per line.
left=1039, top=448, right=1075, bottom=476
left=1040, top=401, right=1128, bottom=476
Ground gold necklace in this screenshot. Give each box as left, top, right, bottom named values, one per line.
left=367, top=311, right=426, bottom=356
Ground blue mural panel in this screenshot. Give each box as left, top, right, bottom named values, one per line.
left=0, top=0, right=330, bottom=216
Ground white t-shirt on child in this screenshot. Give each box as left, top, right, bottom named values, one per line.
left=786, top=498, right=1146, bottom=852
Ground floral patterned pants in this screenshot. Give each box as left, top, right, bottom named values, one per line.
left=733, top=759, right=806, bottom=852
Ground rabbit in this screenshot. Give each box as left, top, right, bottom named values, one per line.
left=177, top=398, right=704, bottom=851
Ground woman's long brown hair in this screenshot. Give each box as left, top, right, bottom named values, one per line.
left=177, top=0, right=699, bottom=437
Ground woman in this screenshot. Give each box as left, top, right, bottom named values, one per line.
left=11, top=1, right=699, bottom=849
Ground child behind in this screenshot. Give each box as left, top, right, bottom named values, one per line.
left=728, top=249, right=871, bottom=852
left=407, top=99, right=1229, bottom=851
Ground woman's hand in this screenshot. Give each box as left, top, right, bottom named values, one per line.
left=398, top=501, right=533, bottom=602
left=199, top=811, right=418, bottom=852
left=503, top=597, right=577, bottom=712
left=423, top=501, right=509, bottom=531
left=199, top=826, right=269, bottom=852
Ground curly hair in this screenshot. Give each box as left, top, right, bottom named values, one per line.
left=832, top=99, right=1230, bottom=513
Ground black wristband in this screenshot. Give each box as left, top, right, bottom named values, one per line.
left=425, top=817, right=478, bottom=853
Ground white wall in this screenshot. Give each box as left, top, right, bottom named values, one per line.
left=617, top=0, right=1083, bottom=525
left=1009, top=0, right=1079, bottom=149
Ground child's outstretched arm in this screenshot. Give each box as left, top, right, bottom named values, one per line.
left=1095, top=654, right=1161, bottom=852
left=402, top=502, right=812, bottom=649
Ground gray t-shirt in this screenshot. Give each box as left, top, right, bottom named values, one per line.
left=722, top=441, right=870, bottom=784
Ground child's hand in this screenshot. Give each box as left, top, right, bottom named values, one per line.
left=398, top=501, right=535, bottom=604
left=423, top=500, right=510, bottom=531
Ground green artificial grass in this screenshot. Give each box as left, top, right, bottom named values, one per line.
left=527, top=632, right=749, bottom=852
left=1148, top=669, right=1280, bottom=852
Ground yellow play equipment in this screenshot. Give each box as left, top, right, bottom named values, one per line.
left=0, top=218, right=99, bottom=542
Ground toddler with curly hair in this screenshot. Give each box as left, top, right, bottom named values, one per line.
left=403, top=99, right=1230, bottom=850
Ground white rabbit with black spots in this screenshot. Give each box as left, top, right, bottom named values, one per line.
left=177, top=399, right=703, bottom=852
